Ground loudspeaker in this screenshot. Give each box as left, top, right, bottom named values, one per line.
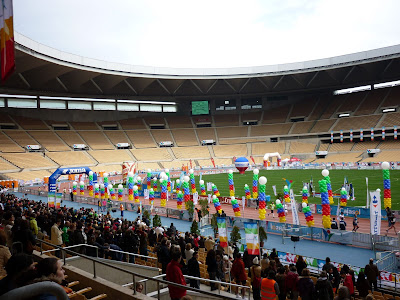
left=291, top=236, right=300, bottom=242
left=112, top=209, right=117, bottom=213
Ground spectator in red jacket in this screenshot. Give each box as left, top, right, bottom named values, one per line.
left=285, top=265, right=299, bottom=300
left=166, top=248, right=186, bottom=300
left=340, top=269, right=354, bottom=296
left=231, top=252, right=247, bottom=299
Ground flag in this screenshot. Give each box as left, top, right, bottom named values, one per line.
left=272, top=185, right=277, bottom=196
left=369, top=190, right=381, bottom=235
left=217, top=217, right=228, bottom=248
left=250, top=156, right=256, bottom=165
left=289, top=190, right=299, bottom=225
left=0, top=0, right=14, bottom=81
left=244, top=222, right=260, bottom=255
left=211, top=157, right=215, bottom=168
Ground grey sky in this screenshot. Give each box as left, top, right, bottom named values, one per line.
left=14, top=0, right=400, bottom=68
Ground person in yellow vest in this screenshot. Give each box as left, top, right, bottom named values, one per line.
left=261, top=270, right=280, bottom=300
left=120, top=203, right=124, bottom=218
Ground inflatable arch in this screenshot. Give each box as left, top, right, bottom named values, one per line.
left=49, top=167, right=97, bottom=193
left=263, top=152, right=282, bottom=167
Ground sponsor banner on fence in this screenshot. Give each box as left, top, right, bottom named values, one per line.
left=315, top=204, right=387, bottom=219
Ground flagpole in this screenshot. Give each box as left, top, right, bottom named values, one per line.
left=226, top=216, right=232, bottom=290
left=366, top=177, right=369, bottom=208
left=257, top=220, right=261, bottom=266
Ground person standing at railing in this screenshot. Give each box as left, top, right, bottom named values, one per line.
left=364, top=258, right=379, bottom=292
left=187, top=251, right=200, bottom=289
left=50, top=218, right=63, bottom=258
left=261, top=270, right=280, bottom=300
left=166, top=248, right=187, bottom=300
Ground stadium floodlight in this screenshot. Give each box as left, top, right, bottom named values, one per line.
left=382, top=108, right=396, bottom=113
left=0, top=94, right=36, bottom=99
left=374, top=80, right=400, bottom=89
left=117, top=99, right=176, bottom=105
left=338, top=113, right=350, bottom=118
left=333, top=85, right=371, bottom=95
left=40, top=96, right=115, bottom=102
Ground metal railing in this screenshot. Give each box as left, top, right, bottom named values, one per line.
left=36, top=238, right=238, bottom=299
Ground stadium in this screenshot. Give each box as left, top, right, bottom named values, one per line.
left=2, top=2, right=400, bottom=299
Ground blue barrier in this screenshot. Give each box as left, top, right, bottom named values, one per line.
left=315, top=204, right=387, bottom=219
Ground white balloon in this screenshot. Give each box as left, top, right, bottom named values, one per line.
left=79, top=181, right=84, bottom=185
left=253, top=169, right=259, bottom=175
left=153, top=177, right=157, bottom=181
left=376, top=188, right=381, bottom=193
left=276, top=199, right=281, bottom=205
left=104, top=173, right=108, bottom=178
left=176, top=179, right=180, bottom=184
left=150, top=188, right=153, bottom=192
left=244, top=184, right=248, bottom=187
left=178, top=191, right=182, bottom=194
left=73, top=181, right=77, bottom=186
left=159, top=178, right=163, bottom=183
left=147, top=169, right=152, bottom=173
left=133, top=185, right=138, bottom=191
left=259, top=176, right=267, bottom=185
left=100, top=184, right=104, bottom=188
left=94, top=184, right=99, bottom=189
left=189, top=169, right=194, bottom=174
left=322, top=169, right=329, bottom=177
left=284, top=185, right=288, bottom=189
left=183, top=176, right=190, bottom=182
left=285, top=209, right=288, bottom=213
left=381, top=161, right=390, bottom=170
left=136, top=176, right=141, bottom=181
left=107, top=184, right=113, bottom=189
left=159, top=172, right=166, bottom=178
left=212, top=195, right=217, bottom=199
left=341, top=187, right=346, bottom=191
left=118, top=184, right=123, bottom=189
left=228, top=169, right=233, bottom=174
left=231, top=196, right=235, bottom=200
left=128, top=172, right=134, bottom=177
left=165, top=169, right=169, bottom=173
left=302, top=202, right=307, bottom=208
left=89, top=171, right=93, bottom=176
left=199, top=180, right=204, bottom=185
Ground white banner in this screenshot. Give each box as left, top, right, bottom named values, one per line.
left=370, top=191, right=382, bottom=235
left=208, top=194, right=212, bottom=204
left=144, top=189, right=149, bottom=200
left=193, top=192, right=198, bottom=205
left=272, top=185, right=277, bottom=196
left=207, top=182, right=213, bottom=191
left=290, top=189, right=300, bottom=225
left=242, top=196, right=246, bottom=210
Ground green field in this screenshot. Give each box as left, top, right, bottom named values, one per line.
left=192, top=169, right=400, bottom=209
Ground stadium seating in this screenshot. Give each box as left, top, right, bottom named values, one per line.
left=196, top=128, right=216, bottom=142
left=290, top=121, right=314, bottom=134
left=213, top=158, right=234, bottom=166
left=103, top=130, right=131, bottom=146
left=214, top=114, right=240, bottom=126
left=355, top=89, right=388, bottom=116
left=314, top=152, right=363, bottom=163
left=361, top=150, right=400, bottom=163
left=352, top=141, right=379, bottom=151
left=216, top=126, right=248, bottom=138
left=12, top=116, right=48, bottom=130
left=381, top=85, right=400, bottom=108
left=241, top=111, right=262, bottom=123
left=170, top=129, right=199, bottom=146
left=319, top=95, right=340, bottom=119
left=0, top=112, right=16, bottom=125
left=289, top=97, right=319, bottom=119
left=4, top=130, right=39, bottom=148
left=318, top=143, right=330, bottom=151
left=131, top=148, right=172, bottom=161
left=307, top=96, right=328, bottom=120
left=172, top=146, right=211, bottom=159
left=70, top=122, right=99, bottom=130
left=336, top=92, right=365, bottom=114
left=309, top=119, right=336, bottom=133
left=118, top=118, right=146, bottom=130
left=329, top=143, right=353, bottom=152
left=88, top=150, right=133, bottom=164
left=251, top=142, right=286, bottom=155
left=380, top=112, right=400, bottom=127
left=0, top=158, right=19, bottom=171
left=333, top=115, right=381, bottom=131
left=46, top=151, right=96, bottom=166
left=377, top=140, right=400, bottom=150
left=262, top=104, right=290, bottom=124
left=56, top=131, right=86, bottom=147
left=78, top=131, right=114, bottom=150
left=289, top=142, right=317, bottom=154
left=125, top=130, right=157, bottom=148
left=0, top=132, right=24, bottom=152
left=250, top=123, right=292, bottom=136
left=28, top=131, right=70, bottom=151
left=90, top=164, right=122, bottom=174
left=150, top=129, right=174, bottom=144
left=136, top=162, right=162, bottom=171
left=161, top=160, right=192, bottom=169
left=1, top=153, right=57, bottom=169
left=166, top=116, right=193, bottom=128
left=5, top=170, right=52, bottom=181
left=213, top=144, right=247, bottom=157
left=219, top=138, right=264, bottom=145
left=144, top=116, right=166, bottom=127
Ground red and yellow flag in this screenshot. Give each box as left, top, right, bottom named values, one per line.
left=0, top=0, right=15, bottom=81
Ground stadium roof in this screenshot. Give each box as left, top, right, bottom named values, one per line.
left=2, top=32, right=400, bottom=99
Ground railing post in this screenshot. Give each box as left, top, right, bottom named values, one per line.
left=132, top=274, right=136, bottom=295
left=157, top=281, right=160, bottom=300
left=63, top=249, right=66, bottom=266
left=40, top=241, right=43, bottom=255
left=93, top=261, right=96, bottom=278
left=96, top=247, right=98, bottom=258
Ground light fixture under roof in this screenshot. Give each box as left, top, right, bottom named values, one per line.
left=374, top=80, right=400, bottom=89
left=338, top=113, right=350, bottom=118
left=382, top=108, right=396, bottom=113
left=333, top=85, right=371, bottom=95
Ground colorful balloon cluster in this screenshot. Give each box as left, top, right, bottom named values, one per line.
left=258, top=176, right=267, bottom=220
left=244, top=184, right=251, bottom=199
left=147, top=169, right=152, bottom=190
left=117, top=184, right=123, bottom=201
left=183, top=176, right=190, bottom=208
left=213, top=195, right=222, bottom=214
left=283, top=186, right=290, bottom=203
left=127, top=173, right=134, bottom=201
left=382, top=162, right=392, bottom=209
left=252, top=169, right=259, bottom=199
left=175, top=179, right=181, bottom=193
left=227, top=170, right=235, bottom=197
left=199, top=180, right=206, bottom=196
left=94, top=184, right=100, bottom=198
left=189, top=169, right=196, bottom=194
left=276, top=199, right=286, bottom=223
left=108, top=184, right=116, bottom=200
left=231, top=196, right=241, bottom=216
left=212, top=184, right=220, bottom=196
left=79, top=181, right=85, bottom=196
left=177, top=191, right=183, bottom=209
left=72, top=181, right=77, bottom=195
left=302, top=186, right=308, bottom=203
left=319, top=179, right=331, bottom=228
left=340, top=187, right=348, bottom=207
left=322, top=169, right=334, bottom=205
left=166, top=169, right=171, bottom=192
left=133, top=185, right=139, bottom=203
left=302, top=202, right=314, bottom=227
left=135, top=176, right=142, bottom=190
left=161, top=177, right=168, bottom=207
left=149, top=188, right=155, bottom=203
left=100, top=184, right=105, bottom=199
left=103, top=173, right=109, bottom=198
left=152, top=177, right=158, bottom=191
left=88, top=171, right=94, bottom=197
